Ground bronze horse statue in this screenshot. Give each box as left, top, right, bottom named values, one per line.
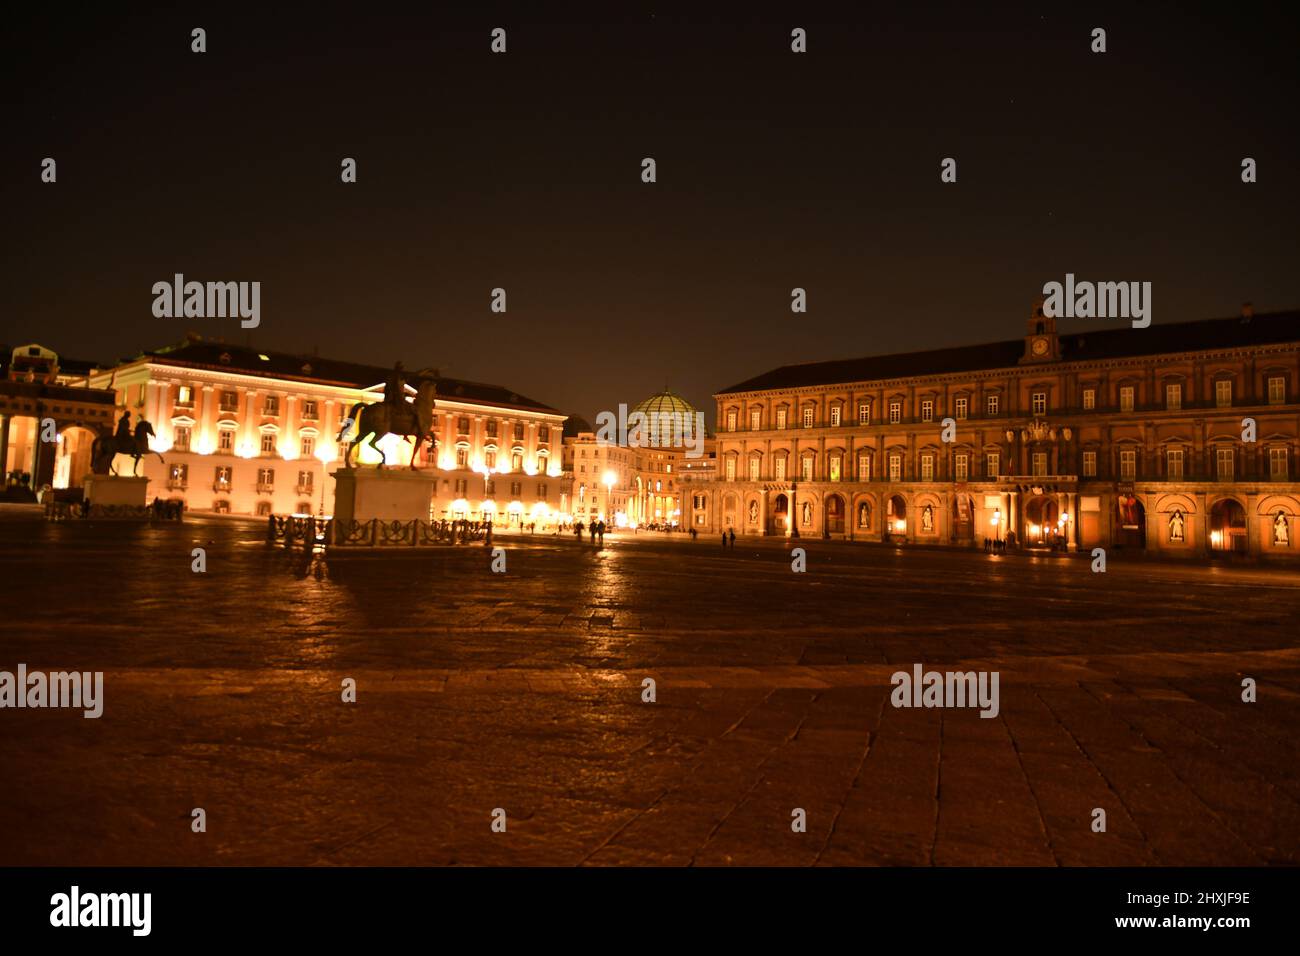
left=90, top=421, right=165, bottom=475
left=338, top=373, right=438, bottom=468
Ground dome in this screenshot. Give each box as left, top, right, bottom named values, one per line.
left=631, top=389, right=699, bottom=422
left=563, top=413, right=593, bottom=438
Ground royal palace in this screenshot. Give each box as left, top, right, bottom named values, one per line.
left=694, top=304, right=1300, bottom=560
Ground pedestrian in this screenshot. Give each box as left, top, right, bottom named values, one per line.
left=575, top=520, right=584, bottom=542
left=983, top=536, right=990, bottom=552
left=721, top=532, right=727, bottom=549
left=728, top=529, right=736, bottom=549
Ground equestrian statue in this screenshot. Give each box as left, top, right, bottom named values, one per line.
left=90, top=410, right=165, bottom=476
left=338, top=362, right=439, bottom=468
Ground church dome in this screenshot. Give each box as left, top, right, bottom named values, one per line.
left=631, top=389, right=699, bottom=422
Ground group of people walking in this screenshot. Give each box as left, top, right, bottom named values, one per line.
left=573, top=520, right=606, bottom=545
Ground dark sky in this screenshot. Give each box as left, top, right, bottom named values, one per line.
left=4, top=3, right=1298, bottom=426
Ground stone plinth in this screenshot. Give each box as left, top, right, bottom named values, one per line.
left=81, top=475, right=150, bottom=508
left=330, top=468, right=437, bottom=524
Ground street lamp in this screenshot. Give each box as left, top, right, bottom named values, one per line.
left=991, top=508, right=1001, bottom=544
left=602, top=469, right=616, bottom=524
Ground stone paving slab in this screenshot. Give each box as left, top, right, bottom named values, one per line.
left=1, top=517, right=1298, bottom=866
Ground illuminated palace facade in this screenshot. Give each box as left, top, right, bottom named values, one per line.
left=704, top=306, right=1300, bottom=559
left=82, top=338, right=567, bottom=522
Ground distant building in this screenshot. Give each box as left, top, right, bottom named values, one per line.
left=0, top=343, right=115, bottom=493
left=563, top=390, right=716, bottom=527
left=705, top=304, right=1299, bottom=559
left=75, top=337, right=567, bottom=521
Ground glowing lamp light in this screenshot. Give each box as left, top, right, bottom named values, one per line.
left=1211, top=530, right=1224, bottom=547
left=1029, top=523, right=1040, bottom=536
left=315, top=443, right=336, bottom=463
left=481, top=499, right=497, bottom=513
left=450, top=497, right=469, bottom=514
left=894, top=519, right=906, bottom=533
left=530, top=501, right=549, bottom=517
left=508, top=500, right=524, bottom=514
left=602, top=469, right=617, bottom=488
left=991, top=510, right=1001, bottom=527
left=1059, top=512, right=1069, bottom=525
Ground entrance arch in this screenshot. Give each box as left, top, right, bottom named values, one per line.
left=55, top=424, right=98, bottom=489
left=771, top=493, right=789, bottom=535
left=824, top=494, right=845, bottom=535
left=886, top=494, right=907, bottom=539
left=1024, top=496, right=1060, bottom=546
left=1209, top=497, right=1247, bottom=553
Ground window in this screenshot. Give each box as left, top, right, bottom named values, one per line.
left=1270, top=447, right=1288, bottom=480
left=167, top=463, right=188, bottom=489
left=263, top=395, right=280, bottom=416
left=260, top=432, right=276, bottom=456
left=219, top=390, right=239, bottom=412
left=801, top=456, right=813, bottom=481
left=986, top=452, right=999, bottom=478
left=921, top=454, right=934, bottom=481
left=510, top=481, right=522, bottom=497
left=1215, top=380, right=1232, bottom=408
left=218, top=428, right=234, bottom=453
left=776, top=408, right=787, bottom=430
left=955, top=453, right=968, bottom=481
left=454, top=479, right=468, bottom=496
left=921, top=400, right=933, bottom=422
left=1119, top=387, right=1135, bottom=413
left=256, top=501, right=273, bottom=517
left=213, top=499, right=230, bottom=514
left=301, top=400, right=317, bottom=420
left=485, top=450, right=497, bottom=470
left=1083, top=451, right=1097, bottom=478
left=297, top=470, right=313, bottom=492
left=802, top=407, right=814, bottom=428
left=889, top=402, right=901, bottom=424
left=1268, top=376, right=1285, bottom=405
left=300, top=435, right=315, bottom=458
left=214, top=466, right=231, bottom=490
left=1082, top=388, right=1096, bottom=410
left=829, top=455, right=841, bottom=481
left=749, top=457, right=760, bottom=481
left=774, top=456, right=786, bottom=480
left=1166, top=448, right=1184, bottom=481
left=539, top=425, right=550, bottom=442
left=954, top=397, right=967, bottom=420
left=456, top=448, right=469, bottom=468
left=538, top=483, right=548, bottom=499
left=1216, top=447, right=1234, bottom=480
left=889, top=454, right=901, bottom=482
left=726, top=410, right=737, bottom=432
left=510, top=452, right=522, bottom=471
left=1120, top=449, right=1136, bottom=480
left=486, top=420, right=498, bottom=438
left=857, top=454, right=870, bottom=481
left=1032, top=392, right=1047, bottom=415
left=1165, top=383, right=1181, bottom=411
left=1032, top=452, right=1047, bottom=477
left=986, top=395, right=999, bottom=416
left=750, top=409, right=762, bottom=430
left=513, top=423, right=524, bottom=441
left=830, top=406, right=841, bottom=427
left=857, top=402, right=870, bottom=425
left=257, top=467, right=275, bottom=491
left=725, top=458, right=736, bottom=481
left=175, top=385, right=193, bottom=407
left=173, top=425, right=191, bottom=451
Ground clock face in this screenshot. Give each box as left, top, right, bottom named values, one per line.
left=1032, top=337, right=1048, bottom=355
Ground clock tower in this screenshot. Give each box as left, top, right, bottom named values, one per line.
left=1020, top=297, right=1060, bottom=364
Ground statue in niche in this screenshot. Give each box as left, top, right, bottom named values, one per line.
left=921, top=504, right=934, bottom=533
left=858, top=502, right=871, bottom=529
left=748, top=500, right=758, bottom=524
left=1169, top=509, right=1185, bottom=542
left=802, top=501, right=812, bottom=526
left=1275, top=511, right=1290, bottom=546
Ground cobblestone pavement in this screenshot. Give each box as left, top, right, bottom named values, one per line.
left=2, top=511, right=1299, bottom=866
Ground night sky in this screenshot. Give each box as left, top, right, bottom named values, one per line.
left=4, top=3, right=1297, bottom=426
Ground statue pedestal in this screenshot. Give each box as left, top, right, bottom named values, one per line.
left=330, top=468, right=437, bottom=524
left=82, top=474, right=149, bottom=508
